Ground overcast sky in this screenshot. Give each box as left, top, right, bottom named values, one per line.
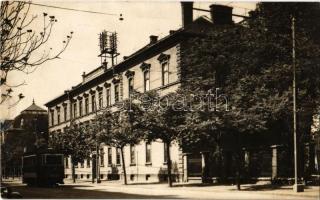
left=1, top=1, right=256, bottom=120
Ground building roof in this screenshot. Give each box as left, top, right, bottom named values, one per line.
left=45, top=16, right=214, bottom=107
left=22, top=99, right=46, bottom=113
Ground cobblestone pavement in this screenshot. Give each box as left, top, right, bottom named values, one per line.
left=2, top=179, right=319, bottom=199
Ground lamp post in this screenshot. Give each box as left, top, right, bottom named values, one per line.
left=93, top=100, right=101, bottom=184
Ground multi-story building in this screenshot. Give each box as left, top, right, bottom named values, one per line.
left=45, top=3, right=235, bottom=182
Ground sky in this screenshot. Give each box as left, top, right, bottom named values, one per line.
left=1, top=1, right=256, bottom=120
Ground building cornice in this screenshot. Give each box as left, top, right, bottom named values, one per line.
left=45, top=18, right=212, bottom=108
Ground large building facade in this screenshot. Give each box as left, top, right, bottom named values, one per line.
left=45, top=3, right=319, bottom=183
left=45, top=3, right=222, bottom=183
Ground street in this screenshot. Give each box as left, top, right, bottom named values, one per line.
left=2, top=181, right=168, bottom=199
left=2, top=179, right=319, bottom=199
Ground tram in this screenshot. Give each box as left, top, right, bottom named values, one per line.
left=22, top=150, right=64, bottom=186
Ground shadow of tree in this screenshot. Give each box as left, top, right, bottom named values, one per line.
left=8, top=184, right=182, bottom=199
left=230, top=184, right=313, bottom=191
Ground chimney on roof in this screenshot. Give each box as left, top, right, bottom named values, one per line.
left=82, top=72, right=86, bottom=81
left=209, top=4, right=233, bottom=25
left=149, top=35, right=158, bottom=44
left=181, top=2, right=193, bottom=27
left=123, top=56, right=128, bottom=60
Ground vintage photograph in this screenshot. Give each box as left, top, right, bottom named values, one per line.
left=0, top=1, right=319, bottom=199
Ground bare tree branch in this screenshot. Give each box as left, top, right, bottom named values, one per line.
left=0, top=1, right=73, bottom=104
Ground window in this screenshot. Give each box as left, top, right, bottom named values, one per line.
left=128, top=77, right=134, bottom=96
left=108, top=147, right=112, bottom=165
left=143, top=70, right=150, bottom=92
left=80, top=161, right=84, bottom=168
left=57, top=108, right=60, bottom=124
left=130, top=145, right=136, bottom=164
left=65, top=157, right=69, bottom=168
left=51, top=111, right=54, bottom=126
left=116, top=148, right=121, bottom=165
left=86, top=157, right=90, bottom=168
left=73, top=102, right=77, bottom=118
left=45, top=155, right=63, bottom=165
left=79, top=99, right=83, bottom=116
left=106, top=88, right=111, bottom=107
left=85, top=97, right=89, bottom=114
left=98, top=91, right=103, bottom=109
left=100, top=148, right=104, bottom=167
left=162, top=61, right=169, bottom=86
left=114, top=84, right=120, bottom=103
left=164, top=143, right=169, bottom=163
left=91, top=94, right=96, bottom=112
left=63, top=105, right=67, bottom=121
left=146, top=142, right=152, bottom=164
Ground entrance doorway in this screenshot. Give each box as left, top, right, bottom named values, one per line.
left=187, top=153, right=202, bottom=177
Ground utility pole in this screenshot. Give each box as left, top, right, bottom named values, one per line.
left=94, top=101, right=101, bottom=184
left=66, top=90, right=76, bottom=183
left=292, top=16, right=303, bottom=193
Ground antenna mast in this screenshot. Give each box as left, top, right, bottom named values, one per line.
left=98, top=30, right=120, bottom=71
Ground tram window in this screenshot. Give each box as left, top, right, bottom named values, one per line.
left=23, top=156, right=36, bottom=166
left=45, top=155, right=63, bottom=165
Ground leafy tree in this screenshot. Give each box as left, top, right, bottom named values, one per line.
left=179, top=2, right=320, bottom=189
left=87, top=110, right=113, bottom=183
left=49, top=124, right=90, bottom=183
left=97, top=100, right=143, bottom=185
left=0, top=1, right=72, bottom=103
left=139, top=91, right=185, bottom=187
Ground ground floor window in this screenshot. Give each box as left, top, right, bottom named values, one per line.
left=116, top=148, right=121, bottom=165
left=164, top=143, right=168, bottom=163
left=108, top=147, right=112, bottom=165
left=146, top=142, right=152, bottom=164
left=130, top=145, right=136, bottom=165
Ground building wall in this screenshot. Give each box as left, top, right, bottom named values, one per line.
left=48, top=43, right=184, bottom=182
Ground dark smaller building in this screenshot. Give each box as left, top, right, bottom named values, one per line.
left=1, top=100, right=48, bottom=179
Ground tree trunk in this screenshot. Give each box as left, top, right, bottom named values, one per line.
left=92, top=155, right=95, bottom=183
left=166, top=141, right=173, bottom=187
left=235, top=154, right=241, bottom=191
left=71, top=158, right=76, bottom=183
left=120, top=147, right=127, bottom=185
left=235, top=133, right=241, bottom=190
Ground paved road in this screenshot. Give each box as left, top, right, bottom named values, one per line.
left=2, top=180, right=319, bottom=199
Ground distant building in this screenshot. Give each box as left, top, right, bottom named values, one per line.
left=1, top=100, right=48, bottom=178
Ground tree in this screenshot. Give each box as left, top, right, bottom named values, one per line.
left=139, top=91, right=185, bottom=187
left=179, top=2, right=320, bottom=190
left=87, top=110, right=113, bottom=183
left=180, top=24, right=272, bottom=189
left=1, top=1, right=72, bottom=103
left=49, top=124, right=90, bottom=183
left=98, top=100, right=143, bottom=185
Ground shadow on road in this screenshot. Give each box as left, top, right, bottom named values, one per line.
left=8, top=184, right=182, bottom=199
left=231, top=184, right=312, bottom=191
left=172, top=182, right=231, bottom=188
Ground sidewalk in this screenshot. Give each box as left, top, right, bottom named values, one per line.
left=64, top=179, right=320, bottom=200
